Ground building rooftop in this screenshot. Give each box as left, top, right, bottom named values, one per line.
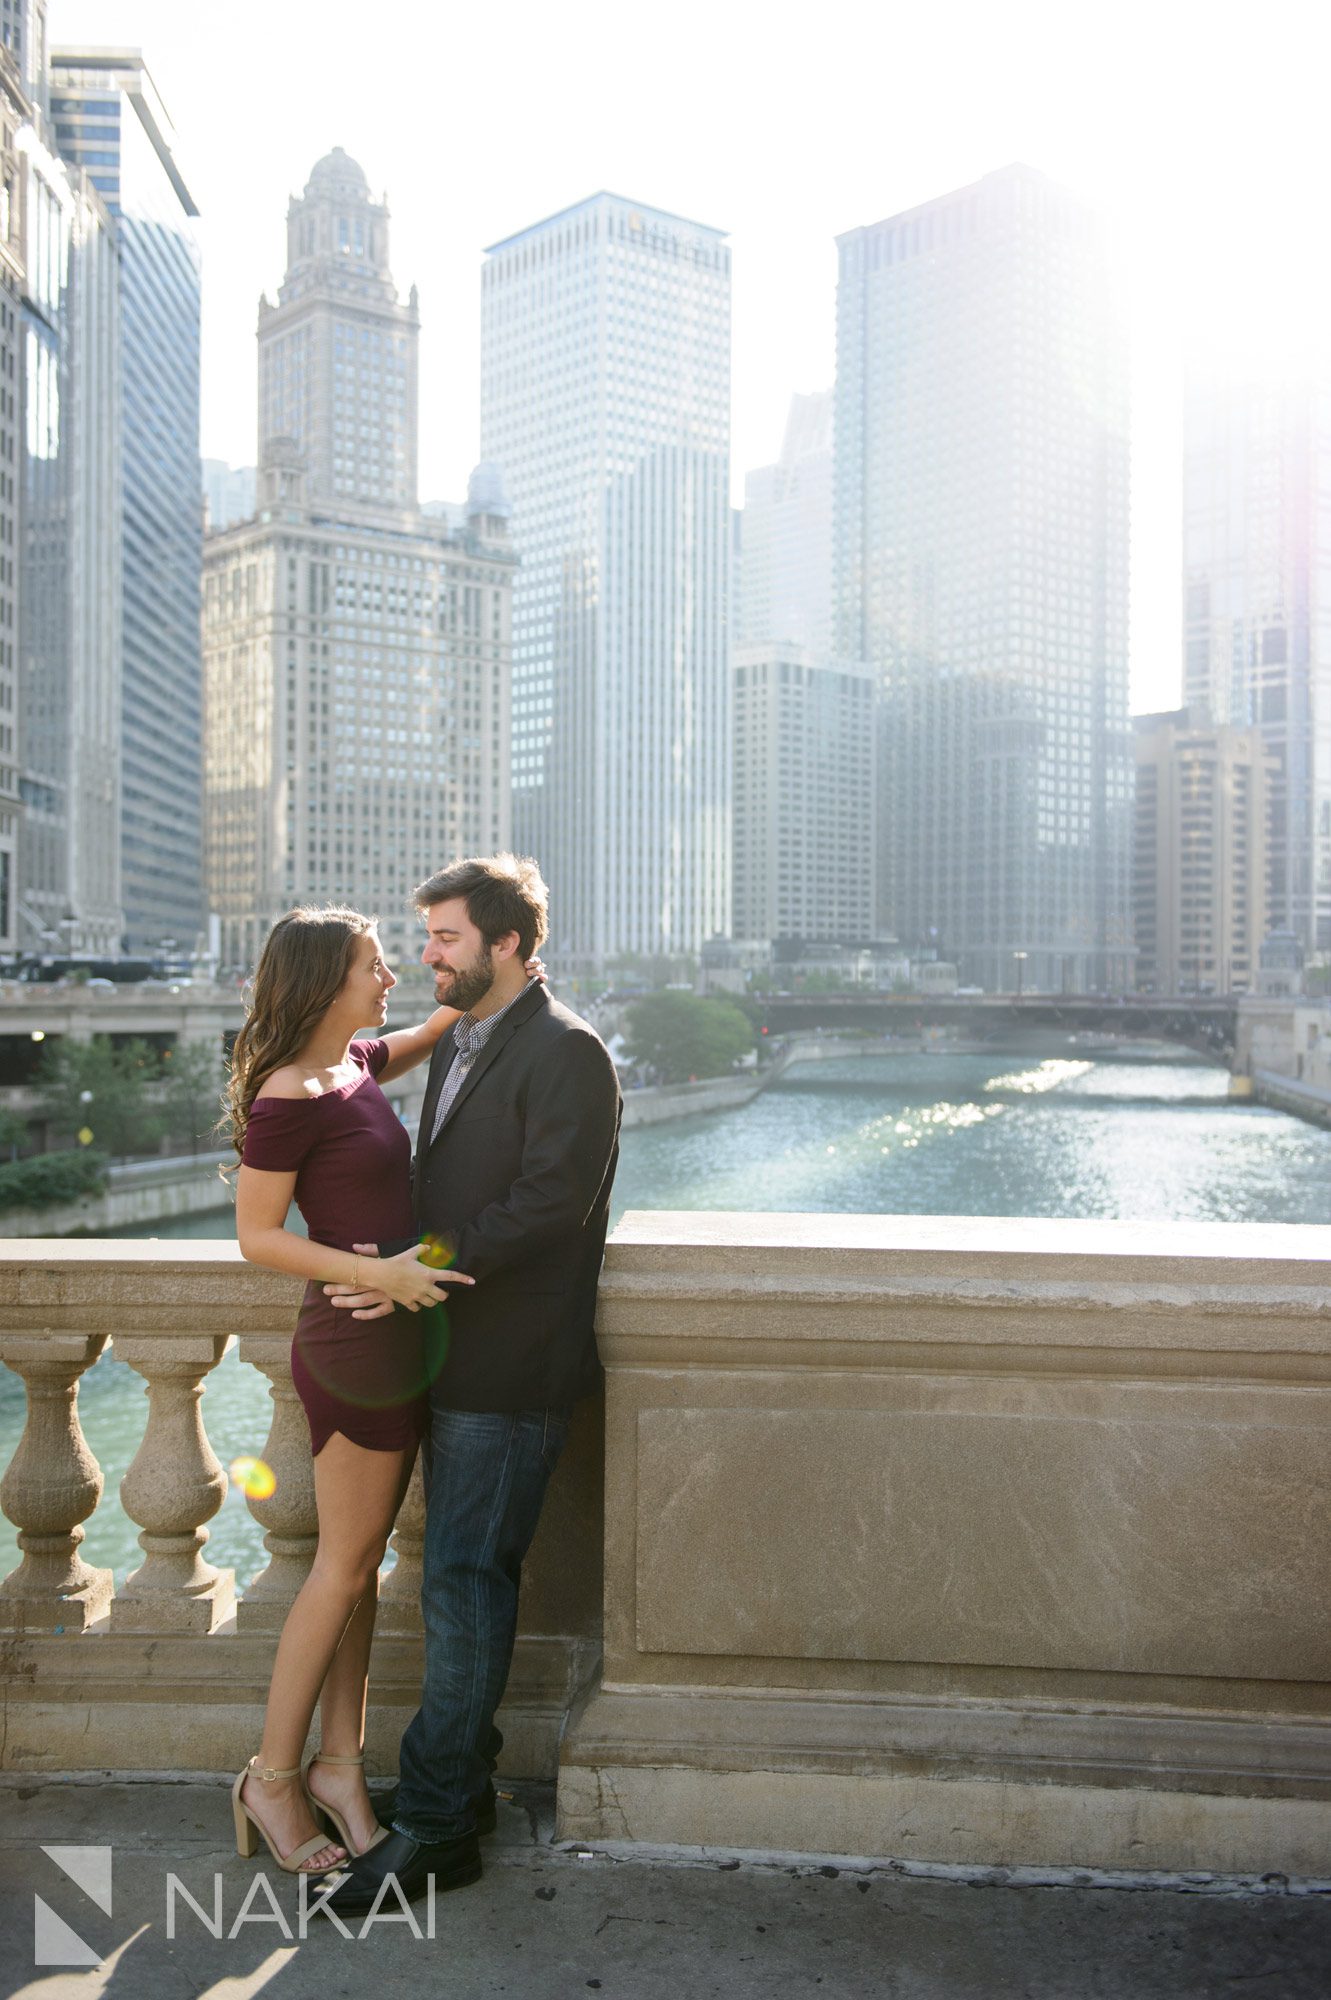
left=307, top=145, right=369, bottom=192
left=485, top=190, right=727, bottom=255
left=50, top=43, right=198, bottom=216
left=836, top=161, right=1091, bottom=248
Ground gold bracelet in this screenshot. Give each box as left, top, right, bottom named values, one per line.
left=351, top=1255, right=361, bottom=1291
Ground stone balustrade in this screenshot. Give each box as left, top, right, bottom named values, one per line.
left=2, top=1219, right=1329, bottom=1877
left=0, top=1241, right=601, bottom=1777
left=0, top=1329, right=112, bottom=1633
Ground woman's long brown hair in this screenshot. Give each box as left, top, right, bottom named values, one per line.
left=223, top=905, right=377, bottom=1167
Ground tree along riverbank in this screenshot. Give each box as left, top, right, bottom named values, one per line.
left=0, top=1150, right=235, bottom=1237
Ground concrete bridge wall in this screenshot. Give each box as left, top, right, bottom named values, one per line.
left=2, top=1221, right=1328, bottom=1876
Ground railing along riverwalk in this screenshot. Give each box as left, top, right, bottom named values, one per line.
left=0, top=1241, right=601, bottom=1777
left=2, top=1220, right=1330, bottom=1878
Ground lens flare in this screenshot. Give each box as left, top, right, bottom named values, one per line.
left=419, top=1233, right=456, bottom=1269
left=230, top=1455, right=277, bottom=1500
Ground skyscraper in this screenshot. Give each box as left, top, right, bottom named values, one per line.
left=739, top=390, right=833, bottom=654
left=202, top=458, right=255, bottom=532
left=481, top=193, right=731, bottom=967
left=732, top=643, right=874, bottom=945
left=1133, top=706, right=1274, bottom=997
left=202, top=152, right=513, bottom=974
left=0, top=46, right=24, bottom=953
left=1183, top=365, right=1331, bottom=950
left=49, top=48, right=202, bottom=958
left=13, top=65, right=122, bottom=958
left=835, top=164, right=1132, bottom=993
left=257, top=148, right=418, bottom=518
left=1, top=0, right=44, bottom=109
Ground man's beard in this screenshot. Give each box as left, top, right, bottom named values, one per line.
left=434, top=944, right=495, bottom=1015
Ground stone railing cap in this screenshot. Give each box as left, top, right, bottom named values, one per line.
left=607, top=1209, right=1331, bottom=1271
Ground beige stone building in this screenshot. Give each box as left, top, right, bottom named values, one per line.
left=203, top=151, right=514, bottom=975
left=1132, top=706, right=1275, bottom=996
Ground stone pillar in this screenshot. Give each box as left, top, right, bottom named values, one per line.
left=376, top=1454, right=424, bottom=1633
left=234, top=1337, right=319, bottom=1632
left=0, top=1334, right=114, bottom=1633
left=110, top=1336, right=235, bottom=1635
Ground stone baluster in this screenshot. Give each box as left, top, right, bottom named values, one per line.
left=0, top=1333, right=114, bottom=1633
left=234, top=1337, right=319, bottom=1632
left=377, top=1453, right=426, bottom=1632
left=110, top=1336, right=235, bottom=1634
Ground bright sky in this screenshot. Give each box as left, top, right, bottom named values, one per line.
left=50, top=0, right=1331, bottom=716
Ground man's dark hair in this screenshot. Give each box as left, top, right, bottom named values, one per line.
left=414, top=853, right=550, bottom=961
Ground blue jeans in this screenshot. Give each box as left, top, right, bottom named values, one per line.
left=393, top=1407, right=569, bottom=1843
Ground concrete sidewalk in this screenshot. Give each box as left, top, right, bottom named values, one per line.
left=1, top=1777, right=1328, bottom=2000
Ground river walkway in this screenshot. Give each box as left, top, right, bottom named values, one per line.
left=3, top=1775, right=1327, bottom=1999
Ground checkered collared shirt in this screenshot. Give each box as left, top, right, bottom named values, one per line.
left=428, top=981, right=533, bottom=1145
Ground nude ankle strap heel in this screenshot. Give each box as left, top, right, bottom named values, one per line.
left=304, top=1749, right=389, bottom=1856
left=232, top=1758, right=346, bottom=1874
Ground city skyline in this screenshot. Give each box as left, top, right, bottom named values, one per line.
left=47, top=0, right=1331, bottom=720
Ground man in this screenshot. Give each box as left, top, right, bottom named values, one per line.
left=321, top=853, right=621, bottom=1915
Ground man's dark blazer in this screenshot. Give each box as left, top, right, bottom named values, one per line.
left=405, top=981, right=622, bottom=1413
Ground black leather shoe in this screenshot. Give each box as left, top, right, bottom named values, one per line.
left=319, top=1829, right=481, bottom=1917
left=374, top=1780, right=498, bottom=1837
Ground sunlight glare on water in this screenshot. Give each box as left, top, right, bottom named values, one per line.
left=609, top=1050, right=1330, bottom=1226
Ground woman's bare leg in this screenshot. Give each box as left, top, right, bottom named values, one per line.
left=241, top=1434, right=410, bottom=1867
left=307, top=1449, right=418, bottom=1850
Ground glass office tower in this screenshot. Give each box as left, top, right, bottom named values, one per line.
left=0, top=47, right=24, bottom=954
left=1183, top=366, right=1331, bottom=951
left=15, top=114, right=121, bottom=958
left=835, top=164, right=1132, bottom=993
left=481, top=193, right=731, bottom=967
left=50, top=48, right=202, bottom=957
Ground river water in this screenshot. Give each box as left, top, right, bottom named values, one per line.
left=5, top=1048, right=1328, bottom=1587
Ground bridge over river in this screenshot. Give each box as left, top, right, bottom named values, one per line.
left=753, top=992, right=1238, bottom=1055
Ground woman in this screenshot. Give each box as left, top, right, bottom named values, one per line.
left=227, top=904, right=483, bottom=1874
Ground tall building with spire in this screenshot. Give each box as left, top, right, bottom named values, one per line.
left=257, top=148, right=418, bottom=518
left=481, top=192, right=731, bottom=968
left=202, top=151, right=513, bottom=974
left=836, top=164, right=1132, bottom=993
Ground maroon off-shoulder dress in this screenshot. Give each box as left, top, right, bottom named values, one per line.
left=241, top=1038, right=440, bottom=1454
